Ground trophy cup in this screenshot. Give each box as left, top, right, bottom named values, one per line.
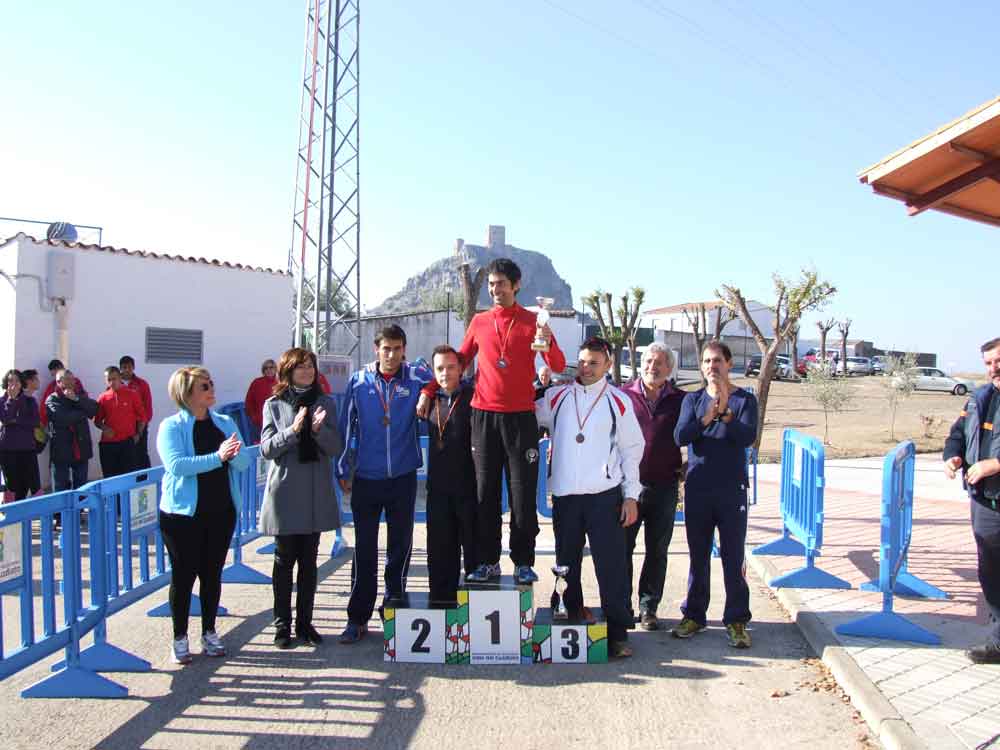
left=532, top=296, right=555, bottom=352
left=550, top=564, right=570, bottom=620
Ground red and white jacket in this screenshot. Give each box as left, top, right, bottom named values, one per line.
left=534, top=380, right=644, bottom=501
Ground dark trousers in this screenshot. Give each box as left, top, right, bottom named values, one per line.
left=99, top=439, right=136, bottom=479
left=471, top=408, right=540, bottom=567
left=553, top=487, right=631, bottom=642
left=625, top=480, right=679, bottom=617
left=272, top=532, right=321, bottom=630
left=0, top=450, right=38, bottom=501
left=972, top=500, right=1000, bottom=645
left=347, top=472, right=417, bottom=625
left=682, top=489, right=751, bottom=626
left=53, top=460, right=89, bottom=492
left=134, top=426, right=151, bottom=469
left=159, top=502, right=236, bottom=638
left=427, top=488, right=477, bottom=603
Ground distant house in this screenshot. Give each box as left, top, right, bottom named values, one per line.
left=0, top=233, right=291, bottom=482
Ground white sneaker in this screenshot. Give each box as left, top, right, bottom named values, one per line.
left=201, top=631, right=226, bottom=657
left=171, top=636, right=193, bottom=665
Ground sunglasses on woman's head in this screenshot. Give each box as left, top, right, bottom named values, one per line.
left=199, top=380, right=215, bottom=391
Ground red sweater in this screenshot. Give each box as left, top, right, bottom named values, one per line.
left=122, top=376, right=153, bottom=422
left=96, top=387, right=144, bottom=443
left=244, top=375, right=276, bottom=428
left=424, top=303, right=566, bottom=412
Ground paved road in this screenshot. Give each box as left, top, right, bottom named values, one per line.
left=0, top=522, right=877, bottom=749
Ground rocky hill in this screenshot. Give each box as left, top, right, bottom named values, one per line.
left=371, top=234, right=574, bottom=314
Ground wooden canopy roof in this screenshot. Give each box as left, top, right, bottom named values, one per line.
left=859, top=96, right=1000, bottom=228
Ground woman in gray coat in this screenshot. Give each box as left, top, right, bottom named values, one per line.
left=259, top=347, right=341, bottom=649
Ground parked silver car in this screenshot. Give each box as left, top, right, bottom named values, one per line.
left=845, top=357, right=873, bottom=376
left=892, top=367, right=977, bottom=395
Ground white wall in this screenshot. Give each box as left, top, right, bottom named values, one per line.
left=646, top=301, right=776, bottom=339
left=6, top=235, right=291, bottom=480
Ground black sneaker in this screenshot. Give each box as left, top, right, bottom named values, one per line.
left=967, top=642, right=1000, bottom=664
left=339, top=622, right=368, bottom=644
left=274, top=626, right=294, bottom=650
left=466, top=563, right=501, bottom=583
left=639, top=611, right=659, bottom=631
left=296, top=624, right=323, bottom=646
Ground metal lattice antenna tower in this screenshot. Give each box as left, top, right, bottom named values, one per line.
left=288, top=0, right=361, bottom=365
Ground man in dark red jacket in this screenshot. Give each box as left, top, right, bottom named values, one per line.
left=39, top=359, right=85, bottom=427
left=244, top=359, right=277, bottom=444
left=119, top=355, right=153, bottom=468
left=621, top=343, right=686, bottom=631
left=418, top=258, right=565, bottom=584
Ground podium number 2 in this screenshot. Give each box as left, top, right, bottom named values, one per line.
left=411, top=618, right=431, bottom=653
left=561, top=629, right=580, bottom=660
left=484, top=610, right=501, bottom=645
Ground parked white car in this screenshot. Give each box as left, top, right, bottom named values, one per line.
left=893, top=367, right=976, bottom=395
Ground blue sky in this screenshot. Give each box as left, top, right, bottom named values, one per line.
left=2, top=1, right=995, bottom=370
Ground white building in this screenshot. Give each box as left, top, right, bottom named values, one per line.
left=0, top=233, right=291, bottom=481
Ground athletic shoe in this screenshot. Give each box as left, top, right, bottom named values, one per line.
left=171, top=635, right=193, bottom=665
left=639, top=611, right=659, bottom=631
left=609, top=640, right=633, bottom=659
left=726, top=622, right=751, bottom=649
left=201, top=631, right=226, bottom=657
left=466, top=563, right=501, bottom=583
left=514, top=565, right=538, bottom=584
left=671, top=618, right=706, bottom=639
left=339, top=622, right=368, bottom=644
left=297, top=624, right=324, bottom=646
left=967, top=642, right=1000, bottom=664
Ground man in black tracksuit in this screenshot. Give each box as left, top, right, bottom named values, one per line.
left=944, top=336, right=1000, bottom=664
left=425, top=345, right=478, bottom=604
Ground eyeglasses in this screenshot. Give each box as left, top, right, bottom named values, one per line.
left=199, top=380, right=215, bottom=391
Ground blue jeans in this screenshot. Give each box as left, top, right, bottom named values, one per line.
left=625, top=480, right=679, bottom=616
left=53, top=460, right=89, bottom=491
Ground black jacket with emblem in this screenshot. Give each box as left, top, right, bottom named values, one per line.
left=944, top=383, right=1000, bottom=508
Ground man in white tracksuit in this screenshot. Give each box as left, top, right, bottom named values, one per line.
left=534, top=336, right=644, bottom=658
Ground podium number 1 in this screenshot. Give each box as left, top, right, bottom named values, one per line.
left=411, top=618, right=431, bottom=653
left=485, top=610, right=501, bottom=645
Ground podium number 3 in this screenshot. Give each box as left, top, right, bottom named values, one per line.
left=561, top=629, right=580, bottom=660
left=411, top=618, right=431, bottom=653
left=485, top=610, right=501, bottom=645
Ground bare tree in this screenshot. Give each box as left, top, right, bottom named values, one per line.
left=789, top=322, right=800, bottom=373
left=714, top=304, right=737, bottom=340
left=816, top=318, right=836, bottom=371
left=682, top=304, right=708, bottom=366
left=837, top=318, right=852, bottom=375
left=457, top=253, right=487, bottom=333
left=718, top=270, right=837, bottom=449
left=583, top=287, right=645, bottom=385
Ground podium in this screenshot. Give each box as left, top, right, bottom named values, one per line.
left=383, top=576, right=610, bottom=665
left=532, top=607, right=608, bottom=664
left=383, top=577, right=534, bottom=664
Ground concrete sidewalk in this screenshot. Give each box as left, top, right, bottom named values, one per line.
left=746, top=457, right=1000, bottom=750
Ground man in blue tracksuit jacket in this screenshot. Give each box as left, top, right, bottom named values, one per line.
left=336, top=324, right=430, bottom=643
left=673, top=341, right=758, bottom=649
left=944, top=336, right=1000, bottom=664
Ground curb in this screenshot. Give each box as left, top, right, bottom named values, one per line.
left=745, top=550, right=928, bottom=750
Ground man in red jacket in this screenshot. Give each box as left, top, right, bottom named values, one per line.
left=95, top=365, right=145, bottom=479
left=418, top=258, right=565, bottom=584
left=119, top=355, right=153, bottom=468
left=244, top=358, right=277, bottom=444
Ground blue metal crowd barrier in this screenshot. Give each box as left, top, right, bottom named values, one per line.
left=835, top=441, right=943, bottom=644
left=752, top=429, right=850, bottom=589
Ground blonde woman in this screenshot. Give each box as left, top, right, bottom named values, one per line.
left=157, top=367, right=248, bottom=665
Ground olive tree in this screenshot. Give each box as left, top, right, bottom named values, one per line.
left=883, top=352, right=918, bottom=441
left=804, top=362, right=855, bottom=444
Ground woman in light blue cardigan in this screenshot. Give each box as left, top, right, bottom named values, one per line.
left=157, top=366, right=248, bottom=665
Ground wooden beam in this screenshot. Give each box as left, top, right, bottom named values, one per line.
left=905, top=157, right=1000, bottom=215
left=949, top=141, right=993, bottom=162
left=870, top=183, right=1000, bottom=228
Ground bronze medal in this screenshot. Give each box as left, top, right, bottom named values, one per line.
left=382, top=415, right=390, bottom=426
left=575, top=433, right=585, bottom=443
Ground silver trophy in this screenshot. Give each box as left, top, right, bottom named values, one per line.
left=532, top=296, right=555, bottom=352
left=550, top=564, right=570, bottom=620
